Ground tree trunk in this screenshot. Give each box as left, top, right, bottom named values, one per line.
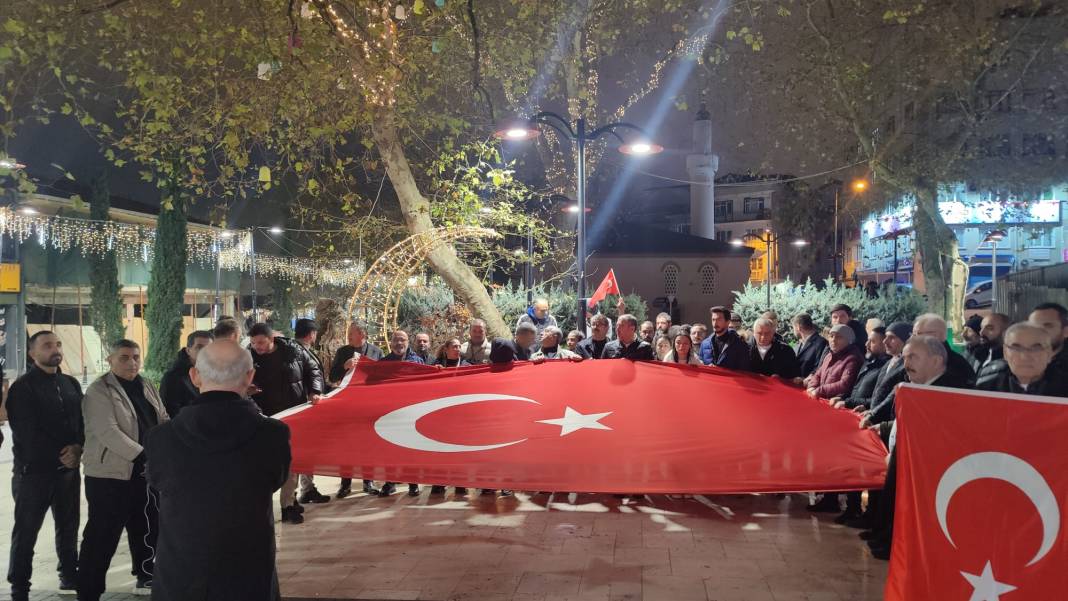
left=370, top=107, right=511, bottom=339
left=912, top=185, right=959, bottom=320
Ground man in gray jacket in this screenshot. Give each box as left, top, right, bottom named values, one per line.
left=78, top=339, right=169, bottom=600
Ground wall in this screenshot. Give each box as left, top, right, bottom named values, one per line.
left=585, top=254, right=751, bottom=324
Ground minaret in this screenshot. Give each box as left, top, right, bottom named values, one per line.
left=686, top=104, right=719, bottom=239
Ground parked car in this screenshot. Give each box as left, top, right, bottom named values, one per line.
left=964, top=280, right=993, bottom=309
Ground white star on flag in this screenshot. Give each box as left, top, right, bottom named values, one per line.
left=961, top=561, right=1017, bottom=601
left=537, top=407, right=613, bottom=436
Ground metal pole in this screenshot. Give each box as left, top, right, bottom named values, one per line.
left=765, top=234, right=772, bottom=310
left=833, top=187, right=839, bottom=282
left=576, top=118, right=588, bottom=334
left=213, top=240, right=222, bottom=321
left=991, top=240, right=998, bottom=312
left=526, top=224, right=534, bottom=307
left=893, top=235, right=899, bottom=285
left=249, top=229, right=258, bottom=323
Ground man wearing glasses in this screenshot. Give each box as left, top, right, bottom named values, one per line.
left=978, top=322, right=1068, bottom=397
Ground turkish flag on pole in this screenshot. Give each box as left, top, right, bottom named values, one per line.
left=885, top=385, right=1068, bottom=600
left=280, top=360, right=887, bottom=494
left=587, top=268, right=621, bottom=310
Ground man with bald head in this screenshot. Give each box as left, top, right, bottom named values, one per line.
left=912, top=313, right=976, bottom=386
left=1029, top=302, right=1068, bottom=386
left=146, top=340, right=291, bottom=601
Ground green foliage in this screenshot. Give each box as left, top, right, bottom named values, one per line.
left=732, top=278, right=926, bottom=343
left=144, top=184, right=187, bottom=375
left=394, top=279, right=647, bottom=342
left=86, top=173, right=125, bottom=347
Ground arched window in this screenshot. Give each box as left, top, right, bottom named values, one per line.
left=662, top=263, right=679, bottom=295
left=698, top=263, right=717, bottom=295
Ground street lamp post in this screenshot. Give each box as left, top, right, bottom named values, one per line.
left=495, top=113, right=661, bottom=333
left=985, top=229, right=1007, bottom=312
left=732, top=230, right=807, bottom=310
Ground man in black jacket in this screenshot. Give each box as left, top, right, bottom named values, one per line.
left=146, top=340, right=290, bottom=601
left=978, top=322, right=1068, bottom=397
left=601, top=314, right=655, bottom=360
left=792, top=313, right=829, bottom=380
left=576, top=313, right=611, bottom=359
left=248, top=323, right=323, bottom=522
left=835, top=327, right=889, bottom=410
left=747, top=318, right=798, bottom=379
left=331, top=320, right=384, bottom=498
left=329, top=321, right=385, bottom=385
left=830, top=304, right=867, bottom=355
left=5, top=331, right=83, bottom=600
left=159, top=330, right=214, bottom=418
left=698, top=307, right=748, bottom=369
left=1028, top=302, right=1068, bottom=387
left=912, top=313, right=976, bottom=386
left=864, top=335, right=970, bottom=560
left=489, top=323, right=537, bottom=364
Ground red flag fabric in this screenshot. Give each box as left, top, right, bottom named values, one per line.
left=587, top=268, right=621, bottom=310
left=885, top=385, right=1068, bottom=600
left=279, top=359, right=887, bottom=494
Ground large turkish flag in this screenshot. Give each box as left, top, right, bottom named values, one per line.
left=280, top=359, right=888, bottom=494
left=885, top=384, right=1068, bottom=600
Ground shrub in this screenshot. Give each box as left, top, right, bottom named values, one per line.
left=732, top=278, right=926, bottom=344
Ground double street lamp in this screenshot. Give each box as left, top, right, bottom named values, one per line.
left=731, top=229, right=807, bottom=310
left=495, top=112, right=662, bottom=333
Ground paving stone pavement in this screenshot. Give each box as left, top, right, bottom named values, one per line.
left=3, top=427, right=887, bottom=601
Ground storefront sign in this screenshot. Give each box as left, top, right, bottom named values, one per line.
left=0, top=263, right=20, bottom=293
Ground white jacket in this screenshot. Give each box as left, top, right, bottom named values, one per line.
left=82, top=372, right=169, bottom=480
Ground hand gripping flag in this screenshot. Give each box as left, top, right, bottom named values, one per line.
left=587, top=268, right=621, bottom=310
left=885, top=385, right=1068, bottom=600
left=279, top=359, right=888, bottom=494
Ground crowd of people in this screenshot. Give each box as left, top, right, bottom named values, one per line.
left=2, top=297, right=1066, bottom=599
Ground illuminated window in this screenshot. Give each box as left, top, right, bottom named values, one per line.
left=662, top=263, right=679, bottom=295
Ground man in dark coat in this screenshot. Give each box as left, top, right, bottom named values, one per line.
left=792, top=313, right=829, bottom=380
left=699, top=306, right=749, bottom=370
left=247, top=322, right=322, bottom=522
left=830, top=304, right=868, bottom=355
left=5, top=332, right=83, bottom=600
left=489, top=323, right=536, bottom=364
left=601, top=314, right=655, bottom=360
left=912, top=313, right=976, bottom=387
left=328, top=321, right=385, bottom=385
left=978, top=322, right=1068, bottom=398
left=1028, top=302, right=1068, bottom=388
left=159, top=330, right=214, bottom=418
left=836, top=327, right=889, bottom=410
left=747, top=317, right=798, bottom=379
left=576, top=313, right=611, bottom=359
left=146, top=340, right=290, bottom=601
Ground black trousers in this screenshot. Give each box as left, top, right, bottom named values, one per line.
left=77, top=474, right=158, bottom=601
left=7, top=468, right=81, bottom=595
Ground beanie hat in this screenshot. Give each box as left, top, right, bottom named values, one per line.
left=887, top=322, right=912, bottom=343
left=829, top=323, right=856, bottom=344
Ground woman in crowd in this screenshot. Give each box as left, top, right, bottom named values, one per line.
left=654, top=335, right=673, bottom=361
left=433, top=338, right=471, bottom=368
left=662, top=331, right=703, bottom=365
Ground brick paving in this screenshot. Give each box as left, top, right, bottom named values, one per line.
left=3, top=426, right=887, bottom=601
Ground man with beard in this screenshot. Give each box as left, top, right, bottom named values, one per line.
left=973, top=313, right=1011, bottom=385
left=699, top=306, right=749, bottom=370
left=5, top=332, right=83, bottom=600
left=412, top=332, right=433, bottom=364
left=459, top=319, right=492, bottom=364
left=160, top=330, right=214, bottom=417
left=1028, top=302, right=1068, bottom=387
left=639, top=321, right=656, bottom=344
left=601, top=314, right=655, bottom=360
left=576, top=313, right=612, bottom=359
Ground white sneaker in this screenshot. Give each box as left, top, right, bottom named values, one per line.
left=132, top=577, right=152, bottom=596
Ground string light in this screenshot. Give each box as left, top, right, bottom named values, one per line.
left=0, top=207, right=365, bottom=288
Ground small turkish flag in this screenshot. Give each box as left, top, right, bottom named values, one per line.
left=587, top=268, right=621, bottom=310
left=885, top=385, right=1068, bottom=600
